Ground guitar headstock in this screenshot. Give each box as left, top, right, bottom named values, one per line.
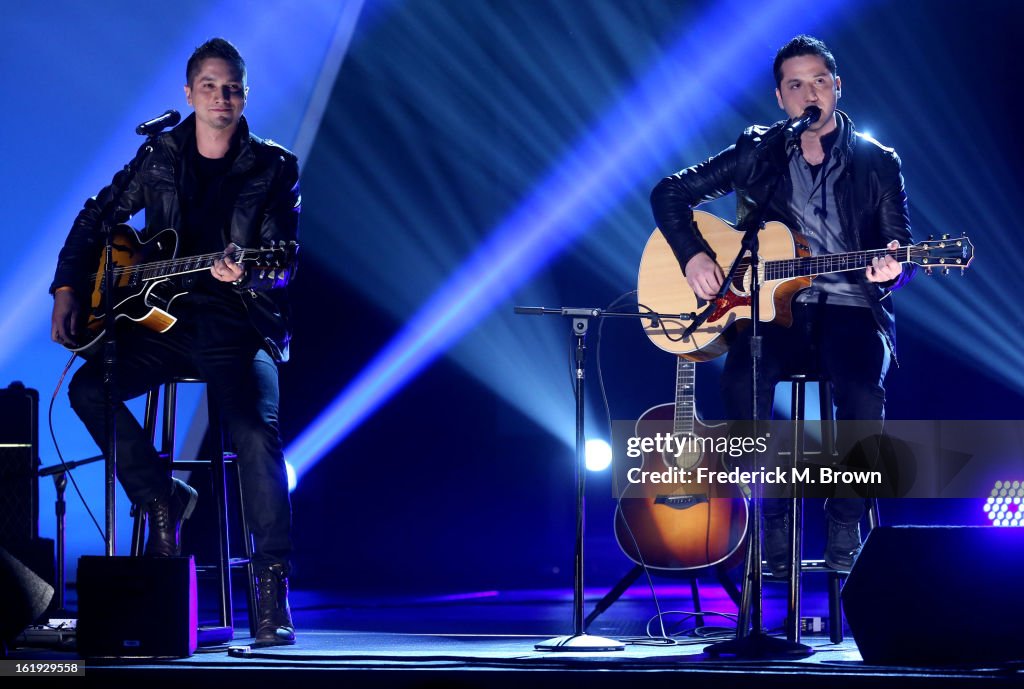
left=239, top=241, right=299, bottom=279
left=909, top=234, right=974, bottom=276
left=239, top=241, right=298, bottom=266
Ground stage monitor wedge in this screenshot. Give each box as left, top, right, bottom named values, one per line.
left=842, top=525, right=1024, bottom=666
left=77, top=556, right=197, bottom=658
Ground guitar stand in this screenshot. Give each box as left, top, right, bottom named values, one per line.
left=584, top=564, right=743, bottom=633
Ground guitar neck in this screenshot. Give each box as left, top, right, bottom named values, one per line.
left=763, top=246, right=908, bottom=281
left=100, top=249, right=251, bottom=283
left=139, top=252, right=239, bottom=280
left=673, top=357, right=696, bottom=436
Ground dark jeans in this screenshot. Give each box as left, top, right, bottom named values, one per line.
left=721, top=302, right=890, bottom=523
left=68, top=299, right=292, bottom=570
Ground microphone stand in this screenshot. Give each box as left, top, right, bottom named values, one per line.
left=704, top=130, right=812, bottom=658
left=514, top=305, right=692, bottom=651
left=38, top=455, right=105, bottom=612
left=90, top=131, right=166, bottom=555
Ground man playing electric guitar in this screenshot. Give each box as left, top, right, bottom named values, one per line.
left=49, top=38, right=299, bottom=647
left=650, top=35, right=914, bottom=575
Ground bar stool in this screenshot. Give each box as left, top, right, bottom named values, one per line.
left=129, top=377, right=259, bottom=644
left=766, top=374, right=879, bottom=644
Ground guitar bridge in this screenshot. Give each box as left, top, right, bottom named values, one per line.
left=654, top=494, right=709, bottom=510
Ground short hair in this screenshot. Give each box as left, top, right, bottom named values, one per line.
left=773, top=35, right=836, bottom=88
left=186, top=38, right=246, bottom=86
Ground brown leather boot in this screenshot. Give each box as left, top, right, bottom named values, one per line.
left=254, top=563, right=295, bottom=647
left=144, top=478, right=198, bottom=557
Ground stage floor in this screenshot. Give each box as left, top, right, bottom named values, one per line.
left=9, top=581, right=1023, bottom=688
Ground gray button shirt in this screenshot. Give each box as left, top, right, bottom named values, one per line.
left=788, top=117, right=868, bottom=307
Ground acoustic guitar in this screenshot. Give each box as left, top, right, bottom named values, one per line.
left=637, top=210, right=974, bottom=360
left=614, top=357, right=748, bottom=571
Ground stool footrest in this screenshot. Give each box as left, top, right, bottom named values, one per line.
left=762, top=559, right=846, bottom=576
left=168, top=456, right=238, bottom=468
left=195, top=559, right=252, bottom=576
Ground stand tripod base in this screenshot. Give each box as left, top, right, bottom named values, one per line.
left=705, top=632, right=812, bottom=658
left=535, top=634, right=625, bottom=652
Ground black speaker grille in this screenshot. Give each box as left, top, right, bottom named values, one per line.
left=0, top=385, right=39, bottom=544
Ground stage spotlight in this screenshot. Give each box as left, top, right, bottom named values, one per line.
left=983, top=481, right=1024, bottom=526
left=585, top=439, right=613, bottom=472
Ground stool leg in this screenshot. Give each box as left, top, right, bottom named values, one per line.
left=210, top=419, right=234, bottom=632
left=691, top=576, right=705, bottom=629
left=787, top=381, right=804, bottom=644
left=819, top=381, right=836, bottom=459
left=132, top=387, right=161, bottom=557
left=736, top=526, right=754, bottom=637
left=828, top=572, right=844, bottom=643
left=130, top=505, right=146, bottom=557
left=163, top=383, right=177, bottom=462
left=234, top=462, right=259, bottom=638
left=867, top=498, right=881, bottom=531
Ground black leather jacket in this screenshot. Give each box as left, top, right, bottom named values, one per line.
left=650, top=110, right=914, bottom=360
left=51, top=114, right=300, bottom=362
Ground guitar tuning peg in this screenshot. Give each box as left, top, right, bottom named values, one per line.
left=942, top=268, right=950, bottom=276
left=927, top=234, right=934, bottom=241
left=259, top=269, right=267, bottom=279
left=941, top=233, right=949, bottom=240
left=925, top=268, right=933, bottom=276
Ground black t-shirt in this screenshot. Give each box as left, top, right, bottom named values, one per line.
left=177, top=137, right=247, bottom=318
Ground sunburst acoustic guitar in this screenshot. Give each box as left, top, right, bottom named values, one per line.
left=615, top=356, right=749, bottom=571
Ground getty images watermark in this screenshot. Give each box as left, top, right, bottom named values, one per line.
left=623, top=432, right=881, bottom=489
left=610, top=420, right=1024, bottom=499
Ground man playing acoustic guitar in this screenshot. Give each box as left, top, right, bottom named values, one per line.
left=650, top=35, right=914, bottom=575
left=49, top=38, right=299, bottom=647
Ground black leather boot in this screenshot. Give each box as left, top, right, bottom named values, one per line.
left=824, top=517, right=862, bottom=572
left=763, top=512, right=792, bottom=578
left=254, top=563, right=295, bottom=647
left=144, top=477, right=198, bottom=557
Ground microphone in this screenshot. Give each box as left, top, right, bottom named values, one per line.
left=136, top=109, right=181, bottom=136
left=784, top=105, right=821, bottom=139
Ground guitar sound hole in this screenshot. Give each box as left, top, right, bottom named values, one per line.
left=661, top=434, right=703, bottom=471
left=731, top=256, right=752, bottom=295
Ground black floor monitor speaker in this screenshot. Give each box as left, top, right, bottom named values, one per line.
left=77, top=556, right=197, bottom=657
left=0, top=382, right=40, bottom=545
left=0, top=546, right=53, bottom=646
left=842, top=526, right=1024, bottom=666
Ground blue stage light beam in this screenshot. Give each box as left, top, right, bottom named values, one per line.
left=287, top=0, right=851, bottom=480
left=832, top=9, right=1024, bottom=396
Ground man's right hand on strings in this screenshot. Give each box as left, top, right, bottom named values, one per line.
left=685, top=252, right=724, bottom=301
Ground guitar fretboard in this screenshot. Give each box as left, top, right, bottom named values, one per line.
left=762, top=246, right=908, bottom=281
left=90, top=250, right=251, bottom=283
left=672, top=357, right=695, bottom=437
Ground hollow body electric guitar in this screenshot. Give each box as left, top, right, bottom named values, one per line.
left=638, top=211, right=975, bottom=360
left=63, top=224, right=296, bottom=355
left=614, top=357, right=748, bottom=571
